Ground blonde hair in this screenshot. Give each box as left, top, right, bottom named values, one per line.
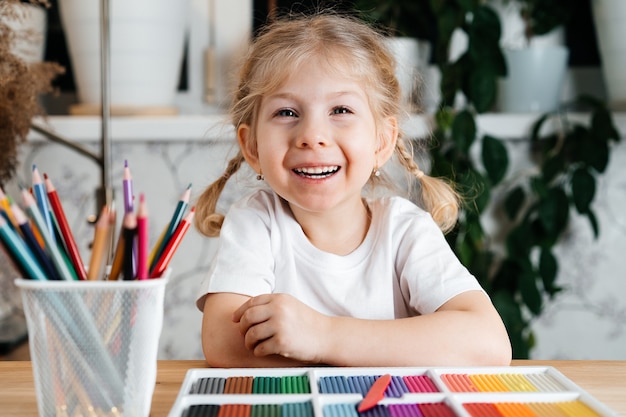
left=195, top=12, right=460, bottom=237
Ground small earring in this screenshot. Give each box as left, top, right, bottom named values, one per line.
left=256, top=173, right=264, bottom=181
left=373, top=168, right=380, bottom=177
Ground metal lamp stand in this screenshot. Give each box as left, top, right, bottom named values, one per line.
left=30, top=0, right=114, bottom=214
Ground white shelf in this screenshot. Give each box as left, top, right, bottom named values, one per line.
left=27, top=113, right=626, bottom=144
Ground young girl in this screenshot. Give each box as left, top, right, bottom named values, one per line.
left=194, top=12, right=511, bottom=368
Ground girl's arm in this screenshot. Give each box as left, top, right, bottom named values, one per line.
left=201, top=292, right=307, bottom=367
left=231, top=290, right=512, bottom=367
left=318, top=290, right=512, bottom=367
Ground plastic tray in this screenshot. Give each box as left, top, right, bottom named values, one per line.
left=167, top=366, right=619, bottom=417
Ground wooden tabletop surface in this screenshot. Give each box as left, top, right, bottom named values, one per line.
left=0, top=360, right=624, bottom=416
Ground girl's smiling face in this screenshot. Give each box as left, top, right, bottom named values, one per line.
left=238, top=58, right=397, bottom=219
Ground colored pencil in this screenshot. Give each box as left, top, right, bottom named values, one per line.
left=21, top=189, right=75, bottom=281
left=0, top=216, right=48, bottom=281
left=0, top=187, right=18, bottom=230
left=150, top=183, right=191, bottom=270
left=136, top=194, right=149, bottom=280
left=87, top=206, right=110, bottom=280
left=121, top=211, right=137, bottom=280
left=43, top=173, right=88, bottom=281
left=107, top=226, right=125, bottom=281
left=148, top=224, right=167, bottom=267
left=150, top=207, right=195, bottom=278
left=123, top=161, right=137, bottom=276
left=31, top=165, right=56, bottom=242
left=11, top=203, right=60, bottom=280
left=105, top=202, right=117, bottom=264
left=123, top=160, right=134, bottom=214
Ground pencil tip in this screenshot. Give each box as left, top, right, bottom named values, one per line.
left=43, top=173, right=48, bottom=180
left=187, top=183, right=192, bottom=189
left=32, top=164, right=36, bottom=171
left=124, top=159, right=128, bottom=167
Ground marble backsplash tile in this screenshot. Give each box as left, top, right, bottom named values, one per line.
left=1, top=136, right=625, bottom=360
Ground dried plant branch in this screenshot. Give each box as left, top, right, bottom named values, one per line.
left=0, top=0, right=64, bottom=185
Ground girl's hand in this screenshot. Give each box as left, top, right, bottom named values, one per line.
left=232, top=293, right=327, bottom=363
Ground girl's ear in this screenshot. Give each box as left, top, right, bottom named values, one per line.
left=238, top=124, right=261, bottom=173
left=376, top=116, right=398, bottom=165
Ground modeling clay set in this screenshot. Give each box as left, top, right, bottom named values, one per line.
left=167, top=366, right=619, bottom=417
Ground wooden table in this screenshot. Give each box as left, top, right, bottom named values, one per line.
left=0, top=360, right=624, bottom=416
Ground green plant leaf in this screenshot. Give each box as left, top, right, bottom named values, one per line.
left=591, top=107, right=620, bottom=144
left=457, top=237, right=474, bottom=268
left=587, top=208, right=600, bottom=239
left=538, top=187, right=569, bottom=236
left=467, top=6, right=506, bottom=75
left=491, top=290, right=524, bottom=329
left=491, top=290, right=529, bottom=358
left=506, top=225, right=532, bottom=259
left=504, top=186, right=525, bottom=221
left=468, top=250, right=494, bottom=291
left=530, top=176, right=549, bottom=199
left=482, top=135, right=509, bottom=185
left=456, top=0, right=479, bottom=12
left=435, top=108, right=455, bottom=131
left=539, top=248, right=558, bottom=295
left=492, top=259, right=521, bottom=293
left=573, top=126, right=610, bottom=173
left=451, top=110, right=476, bottom=153
left=433, top=3, right=464, bottom=65
left=466, top=214, right=485, bottom=243
left=469, top=5, right=501, bottom=45
left=458, top=168, right=490, bottom=214
left=467, top=68, right=497, bottom=113
left=541, top=153, right=565, bottom=183
left=571, top=167, right=595, bottom=214
left=530, top=114, right=550, bottom=143
left=586, top=137, right=610, bottom=174
left=527, top=0, right=571, bottom=37
left=519, top=266, right=542, bottom=316
left=440, top=61, right=464, bottom=107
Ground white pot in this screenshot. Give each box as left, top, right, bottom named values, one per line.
left=497, top=46, right=569, bottom=113
left=592, top=0, right=626, bottom=109
left=490, top=0, right=565, bottom=50
left=58, top=0, right=188, bottom=107
left=384, top=37, right=430, bottom=112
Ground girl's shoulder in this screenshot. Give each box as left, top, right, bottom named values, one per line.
left=232, top=188, right=279, bottom=210
left=227, top=189, right=289, bottom=223
left=371, top=195, right=430, bottom=219
left=370, top=196, right=442, bottom=237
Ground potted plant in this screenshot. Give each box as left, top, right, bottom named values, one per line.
left=353, top=0, right=435, bottom=111
left=491, top=0, right=572, bottom=112
left=355, top=0, right=620, bottom=358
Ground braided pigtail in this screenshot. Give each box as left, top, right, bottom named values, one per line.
left=395, top=139, right=460, bottom=233
left=194, top=152, right=245, bottom=237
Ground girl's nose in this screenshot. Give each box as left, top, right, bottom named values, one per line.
left=295, top=117, right=329, bottom=149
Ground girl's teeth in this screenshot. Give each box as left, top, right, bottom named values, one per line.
left=294, top=166, right=339, bottom=177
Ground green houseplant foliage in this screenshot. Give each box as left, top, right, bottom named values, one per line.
left=356, top=0, right=620, bottom=358
left=353, top=0, right=433, bottom=39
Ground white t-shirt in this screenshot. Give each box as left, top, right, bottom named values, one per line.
left=197, top=189, right=483, bottom=318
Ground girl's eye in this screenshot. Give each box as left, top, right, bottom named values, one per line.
left=332, top=107, right=352, bottom=115
left=276, top=109, right=297, bottom=117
